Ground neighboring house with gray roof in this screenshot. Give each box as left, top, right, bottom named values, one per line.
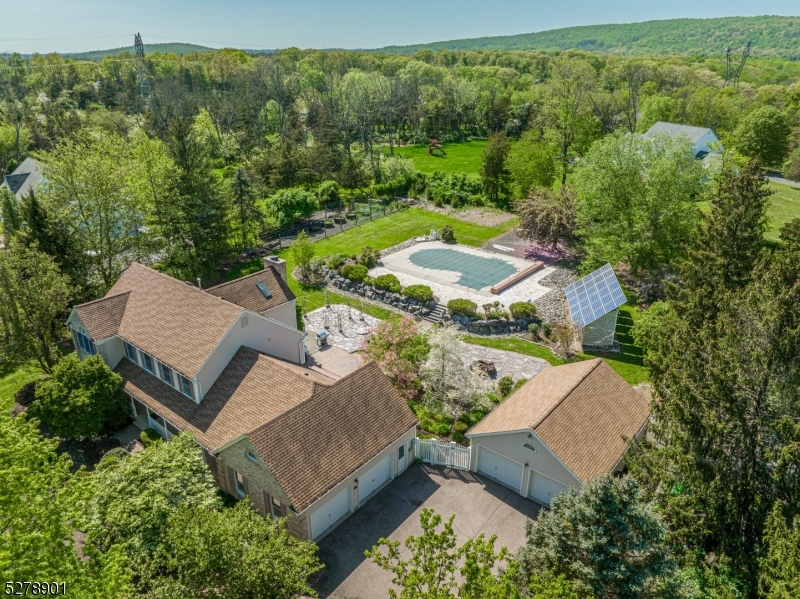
left=642, top=121, right=722, bottom=158
left=1, top=157, right=43, bottom=199
left=66, top=258, right=417, bottom=540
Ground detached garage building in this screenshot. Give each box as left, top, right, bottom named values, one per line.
left=467, top=359, right=650, bottom=506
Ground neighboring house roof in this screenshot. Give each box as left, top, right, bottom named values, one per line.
left=468, top=359, right=650, bottom=482
left=74, top=262, right=244, bottom=377
left=248, top=359, right=418, bottom=512
left=642, top=121, right=715, bottom=144
left=205, top=266, right=295, bottom=313
left=1, top=157, right=44, bottom=199
left=117, top=346, right=334, bottom=451
left=73, top=291, right=131, bottom=340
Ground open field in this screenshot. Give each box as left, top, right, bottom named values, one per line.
left=767, top=182, right=800, bottom=240
left=387, top=140, right=487, bottom=175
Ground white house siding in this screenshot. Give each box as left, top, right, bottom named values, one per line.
left=581, top=310, right=618, bottom=348
left=469, top=431, right=581, bottom=500
left=261, top=300, right=298, bottom=330
left=195, top=312, right=305, bottom=399
left=693, top=130, right=720, bottom=156
left=96, top=336, right=124, bottom=369
left=302, top=425, right=416, bottom=540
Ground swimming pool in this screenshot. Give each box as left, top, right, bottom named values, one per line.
left=408, top=248, right=517, bottom=290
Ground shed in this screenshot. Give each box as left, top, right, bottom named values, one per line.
left=466, top=359, right=650, bottom=506
left=565, top=263, right=626, bottom=349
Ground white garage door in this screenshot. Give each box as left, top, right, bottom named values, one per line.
left=310, top=486, right=350, bottom=540
left=528, top=471, right=569, bottom=506
left=359, top=453, right=393, bottom=501
left=477, top=446, right=523, bottom=491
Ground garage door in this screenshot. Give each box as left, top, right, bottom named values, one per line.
left=477, top=446, right=523, bottom=491
left=528, top=471, right=569, bottom=506
left=310, top=486, right=350, bottom=540
left=359, top=453, right=393, bottom=501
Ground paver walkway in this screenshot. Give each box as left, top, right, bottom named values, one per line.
left=304, top=305, right=381, bottom=353
left=461, top=344, right=549, bottom=381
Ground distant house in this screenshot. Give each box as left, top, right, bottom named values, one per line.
left=565, top=264, right=627, bottom=350
left=1, top=157, right=43, bottom=199
left=467, top=359, right=650, bottom=506
left=642, top=121, right=721, bottom=159
left=66, top=258, right=417, bottom=541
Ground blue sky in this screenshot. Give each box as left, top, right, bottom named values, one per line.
left=2, top=0, right=799, bottom=54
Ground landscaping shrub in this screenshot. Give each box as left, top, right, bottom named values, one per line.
left=426, top=172, right=482, bottom=207
left=102, top=447, right=129, bottom=461
left=498, top=376, right=514, bottom=398
left=487, top=392, right=501, bottom=403
left=482, top=301, right=508, bottom=320
left=326, top=254, right=346, bottom=270
left=356, top=246, right=381, bottom=269
left=441, top=225, right=455, bottom=243
left=528, top=323, right=540, bottom=335
left=451, top=432, right=464, bottom=443
left=140, top=428, right=162, bottom=447
left=435, top=423, right=451, bottom=436
left=341, top=264, right=368, bottom=282
left=317, top=180, right=340, bottom=204
left=374, top=274, right=401, bottom=293
left=402, top=284, right=433, bottom=303
left=513, top=378, right=528, bottom=392
left=542, top=322, right=552, bottom=337
left=454, top=421, right=469, bottom=434
left=509, top=302, right=537, bottom=320
left=448, top=298, right=478, bottom=317
left=14, top=380, right=39, bottom=406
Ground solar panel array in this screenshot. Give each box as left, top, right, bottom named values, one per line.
left=565, top=264, right=626, bottom=329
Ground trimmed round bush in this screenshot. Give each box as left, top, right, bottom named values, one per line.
left=498, top=376, right=514, bottom=398
left=14, top=380, right=40, bottom=407
left=341, top=264, right=368, bottom=282
left=448, top=298, right=478, bottom=317
left=102, top=447, right=130, bottom=461
left=509, top=301, right=537, bottom=320
left=441, top=225, right=455, bottom=243
left=528, top=323, right=540, bottom=335
left=542, top=322, right=552, bottom=337
left=140, top=428, right=162, bottom=447
left=402, top=284, right=433, bottom=303
left=374, top=274, right=401, bottom=293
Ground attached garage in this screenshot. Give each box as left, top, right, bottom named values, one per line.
left=467, top=359, right=651, bottom=507
left=477, top=446, right=523, bottom=491
left=358, top=453, right=393, bottom=502
left=310, top=486, right=351, bottom=540
left=528, top=471, right=569, bottom=506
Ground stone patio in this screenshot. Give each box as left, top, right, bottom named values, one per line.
left=303, top=305, right=381, bottom=353
left=461, top=344, right=549, bottom=381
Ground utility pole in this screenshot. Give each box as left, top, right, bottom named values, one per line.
left=134, top=32, right=151, bottom=98
left=724, top=41, right=751, bottom=88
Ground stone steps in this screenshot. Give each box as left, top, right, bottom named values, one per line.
left=422, top=303, right=447, bottom=324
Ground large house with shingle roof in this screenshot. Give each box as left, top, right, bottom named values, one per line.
left=466, top=359, right=649, bottom=506
left=67, top=257, right=417, bottom=540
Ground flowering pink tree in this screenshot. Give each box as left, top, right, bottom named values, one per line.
left=360, top=315, right=430, bottom=401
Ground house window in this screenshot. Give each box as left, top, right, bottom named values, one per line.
left=159, top=362, right=173, bottom=386
left=124, top=341, right=138, bottom=363
left=76, top=331, right=95, bottom=355
left=246, top=451, right=258, bottom=463
left=398, top=445, right=405, bottom=460
left=180, top=375, right=193, bottom=399
left=523, top=442, right=537, bottom=453
left=142, top=352, right=154, bottom=374
left=234, top=471, right=246, bottom=497
left=271, top=496, right=283, bottom=518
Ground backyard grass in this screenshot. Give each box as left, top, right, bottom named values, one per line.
left=766, top=182, right=800, bottom=240
left=0, top=365, right=44, bottom=413
left=228, top=207, right=517, bottom=318
left=387, top=140, right=488, bottom=176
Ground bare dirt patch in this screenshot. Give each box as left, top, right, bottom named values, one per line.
left=417, top=200, right=517, bottom=227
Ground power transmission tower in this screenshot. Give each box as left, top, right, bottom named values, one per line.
left=134, top=32, right=151, bottom=98
left=725, top=41, right=751, bottom=88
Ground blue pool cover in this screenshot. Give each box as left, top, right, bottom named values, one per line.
left=408, top=248, right=517, bottom=290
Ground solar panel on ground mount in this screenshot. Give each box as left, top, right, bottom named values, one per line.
left=564, top=264, right=626, bottom=329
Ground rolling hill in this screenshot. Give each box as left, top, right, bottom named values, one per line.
left=65, top=42, right=213, bottom=60
left=376, top=16, right=800, bottom=59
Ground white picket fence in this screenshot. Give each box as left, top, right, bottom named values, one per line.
left=414, top=438, right=471, bottom=470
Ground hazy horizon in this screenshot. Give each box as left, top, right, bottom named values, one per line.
left=2, top=1, right=799, bottom=55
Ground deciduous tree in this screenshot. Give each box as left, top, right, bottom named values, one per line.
left=506, top=131, right=557, bottom=198
left=515, top=186, right=577, bottom=249
left=480, top=132, right=511, bottom=201
left=734, top=105, right=791, bottom=168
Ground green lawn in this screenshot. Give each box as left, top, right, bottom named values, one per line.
left=387, top=140, right=488, bottom=176
left=0, top=365, right=44, bottom=414
left=229, top=207, right=517, bottom=318
left=767, top=182, right=800, bottom=240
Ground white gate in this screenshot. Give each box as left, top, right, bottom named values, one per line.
left=414, top=438, right=471, bottom=470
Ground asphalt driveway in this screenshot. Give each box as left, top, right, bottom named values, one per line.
left=312, top=463, right=541, bottom=599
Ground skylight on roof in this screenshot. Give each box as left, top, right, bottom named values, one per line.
left=256, top=281, right=272, bottom=299
left=565, top=264, right=626, bottom=329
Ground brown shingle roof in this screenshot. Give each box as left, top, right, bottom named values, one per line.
left=248, top=360, right=418, bottom=512
left=74, top=292, right=130, bottom=340
left=468, top=359, right=650, bottom=482
left=205, top=266, right=295, bottom=313
left=117, top=347, right=334, bottom=451
left=85, top=263, right=244, bottom=377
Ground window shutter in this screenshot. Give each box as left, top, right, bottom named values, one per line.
left=280, top=502, right=288, bottom=517
left=227, top=466, right=235, bottom=493
left=264, top=492, right=272, bottom=517
left=242, top=476, right=250, bottom=496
